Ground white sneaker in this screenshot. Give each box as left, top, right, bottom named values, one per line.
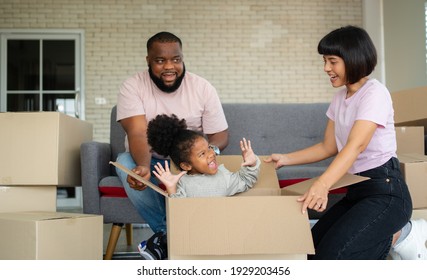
left=392, top=219, right=427, bottom=260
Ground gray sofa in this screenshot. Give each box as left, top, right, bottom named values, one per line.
left=221, top=103, right=332, bottom=180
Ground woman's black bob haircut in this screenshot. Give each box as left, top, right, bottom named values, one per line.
left=318, top=25, right=377, bottom=84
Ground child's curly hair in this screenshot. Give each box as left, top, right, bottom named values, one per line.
left=147, top=114, right=205, bottom=170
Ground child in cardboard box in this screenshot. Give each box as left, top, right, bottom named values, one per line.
left=147, top=114, right=260, bottom=197
left=137, top=114, right=260, bottom=260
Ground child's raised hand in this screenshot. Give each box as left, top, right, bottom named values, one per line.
left=152, top=160, right=187, bottom=195
left=240, top=138, right=257, bottom=167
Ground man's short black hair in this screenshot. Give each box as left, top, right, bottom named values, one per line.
left=318, top=25, right=377, bottom=84
left=147, top=31, right=182, bottom=52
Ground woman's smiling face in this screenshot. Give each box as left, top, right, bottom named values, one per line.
left=323, top=55, right=346, bottom=88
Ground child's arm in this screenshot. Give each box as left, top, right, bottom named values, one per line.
left=152, top=161, right=187, bottom=195
left=240, top=138, right=257, bottom=167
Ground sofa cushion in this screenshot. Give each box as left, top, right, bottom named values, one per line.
left=221, top=103, right=333, bottom=180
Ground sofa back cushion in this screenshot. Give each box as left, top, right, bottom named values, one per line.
left=221, top=103, right=329, bottom=161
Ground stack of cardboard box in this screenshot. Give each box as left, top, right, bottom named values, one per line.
left=0, top=112, right=102, bottom=260
left=392, top=86, right=427, bottom=220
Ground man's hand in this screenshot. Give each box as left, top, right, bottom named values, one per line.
left=127, top=165, right=151, bottom=191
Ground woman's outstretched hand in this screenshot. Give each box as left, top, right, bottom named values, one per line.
left=263, top=153, right=287, bottom=170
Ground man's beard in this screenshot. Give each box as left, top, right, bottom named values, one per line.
left=148, top=65, right=186, bottom=93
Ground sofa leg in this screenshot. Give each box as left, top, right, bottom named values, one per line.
left=104, top=223, right=123, bottom=260
left=125, top=223, right=133, bottom=246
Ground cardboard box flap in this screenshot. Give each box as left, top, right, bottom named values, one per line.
left=281, top=173, right=370, bottom=196
left=167, top=196, right=315, bottom=256
left=216, top=155, right=280, bottom=190
left=397, top=153, right=427, bottom=163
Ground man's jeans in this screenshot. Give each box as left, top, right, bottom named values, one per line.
left=311, top=157, right=412, bottom=259
left=116, top=152, right=167, bottom=234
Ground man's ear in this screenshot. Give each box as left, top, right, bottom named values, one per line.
left=146, top=56, right=149, bottom=65
left=180, top=162, right=192, bottom=171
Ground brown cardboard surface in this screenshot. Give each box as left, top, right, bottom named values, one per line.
left=395, top=126, right=425, bottom=155
left=167, top=196, right=314, bottom=260
left=166, top=155, right=315, bottom=259
left=0, top=186, right=56, bottom=213
left=220, top=155, right=281, bottom=196
left=0, top=112, right=92, bottom=186
left=397, top=153, right=427, bottom=209
left=110, top=161, right=168, bottom=197
left=0, top=211, right=103, bottom=260
left=281, top=173, right=370, bottom=196
left=392, top=86, right=427, bottom=130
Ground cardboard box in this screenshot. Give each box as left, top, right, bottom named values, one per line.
left=395, top=126, right=425, bottom=155
left=0, top=186, right=56, bottom=213
left=392, top=86, right=427, bottom=130
left=398, top=153, right=427, bottom=209
left=0, top=112, right=92, bottom=186
left=113, top=156, right=368, bottom=260
left=166, top=157, right=369, bottom=260
left=167, top=196, right=314, bottom=260
left=0, top=211, right=103, bottom=260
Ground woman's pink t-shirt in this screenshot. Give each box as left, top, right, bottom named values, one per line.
left=326, top=79, right=397, bottom=174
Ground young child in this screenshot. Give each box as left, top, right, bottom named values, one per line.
left=147, top=114, right=260, bottom=197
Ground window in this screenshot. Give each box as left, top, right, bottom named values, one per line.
left=0, top=30, right=85, bottom=119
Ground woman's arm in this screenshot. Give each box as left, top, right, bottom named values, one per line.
left=264, top=119, right=338, bottom=169
left=299, top=119, right=378, bottom=213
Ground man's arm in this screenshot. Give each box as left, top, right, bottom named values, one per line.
left=119, top=114, right=152, bottom=190
left=206, top=129, right=229, bottom=151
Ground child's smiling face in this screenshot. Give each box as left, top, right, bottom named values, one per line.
left=183, top=136, right=218, bottom=175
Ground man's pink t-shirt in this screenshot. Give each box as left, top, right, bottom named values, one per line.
left=117, top=70, right=228, bottom=152
left=326, top=79, right=397, bottom=174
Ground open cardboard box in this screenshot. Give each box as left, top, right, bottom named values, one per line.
left=112, top=155, right=368, bottom=260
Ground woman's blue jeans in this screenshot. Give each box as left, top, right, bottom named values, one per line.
left=116, top=152, right=167, bottom=234
left=310, top=157, right=412, bottom=260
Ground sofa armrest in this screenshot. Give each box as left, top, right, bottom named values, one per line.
left=80, top=141, right=112, bottom=215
